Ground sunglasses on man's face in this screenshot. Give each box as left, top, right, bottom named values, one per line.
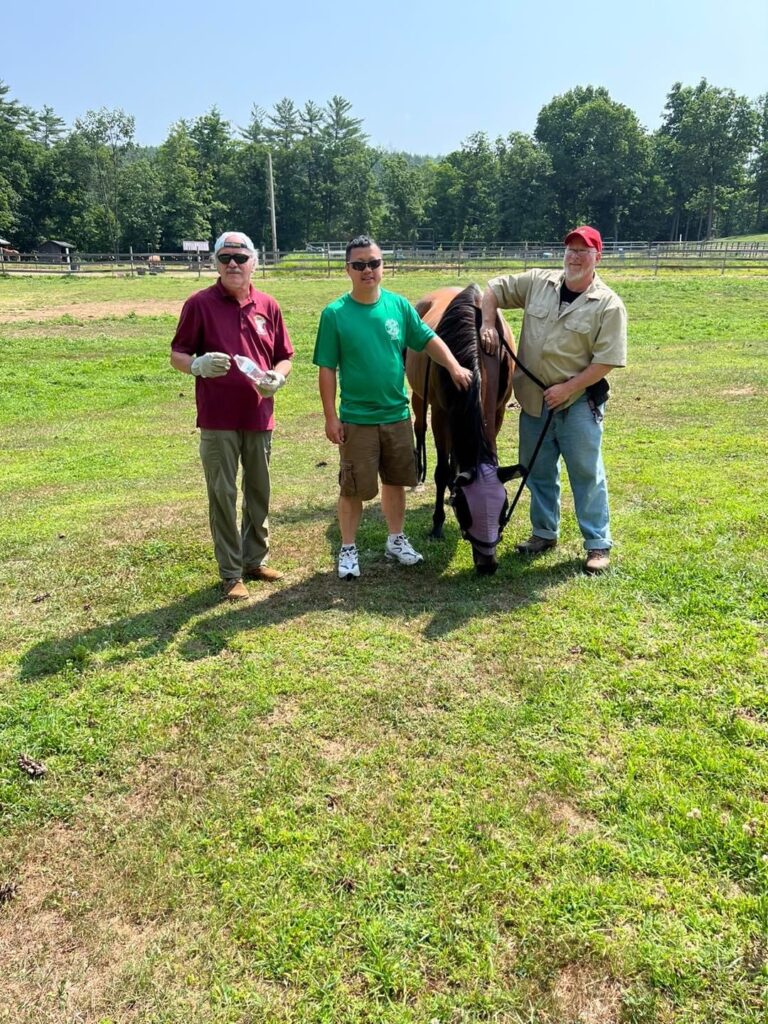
left=347, top=258, right=382, bottom=271
left=217, top=252, right=251, bottom=265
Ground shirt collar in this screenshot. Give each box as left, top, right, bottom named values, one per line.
left=550, top=270, right=608, bottom=301
left=214, top=278, right=256, bottom=304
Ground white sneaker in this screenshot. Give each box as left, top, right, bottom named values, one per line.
left=385, top=533, right=423, bottom=566
left=338, top=545, right=360, bottom=580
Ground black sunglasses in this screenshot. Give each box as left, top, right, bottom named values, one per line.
left=347, top=258, right=382, bottom=271
left=217, top=252, right=251, bottom=265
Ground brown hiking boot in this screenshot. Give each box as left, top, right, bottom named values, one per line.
left=244, top=564, right=284, bottom=582
left=515, top=535, right=557, bottom=555
left=585, top=549, right=610, bottom=574
left=223, top=578, right=250, bottom=600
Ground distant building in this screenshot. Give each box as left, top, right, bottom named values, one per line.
left=37, top=240, right=77, bottom=263
left=0, top=238, right=20, bottom=263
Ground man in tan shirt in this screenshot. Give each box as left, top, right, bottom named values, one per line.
left=480, top=226, right=627, bottom=573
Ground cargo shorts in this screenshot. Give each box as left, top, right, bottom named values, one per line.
left=338, top=419, right=418, bottom=500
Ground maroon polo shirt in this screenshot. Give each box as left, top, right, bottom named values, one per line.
left=171, top=280, right=294, bottom=431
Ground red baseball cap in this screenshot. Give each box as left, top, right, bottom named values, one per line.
left=563, top=225, right=603, bottom=253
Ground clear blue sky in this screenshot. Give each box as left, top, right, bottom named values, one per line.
left=3, top=0, right=766, bottom=154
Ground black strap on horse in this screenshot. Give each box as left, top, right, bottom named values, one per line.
left=415, top=358, right=431, bottom=484
left=497, top=335, right=554, bottom=529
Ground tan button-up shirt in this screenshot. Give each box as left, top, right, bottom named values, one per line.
left=489, top=269, right=627, bottom=416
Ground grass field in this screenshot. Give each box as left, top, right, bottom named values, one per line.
left=1, top=269, right=767, bottom=1023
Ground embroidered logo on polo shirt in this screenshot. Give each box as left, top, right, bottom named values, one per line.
left=384, top=318, right=400, bottom=340
left=253, top=315, right=268, bottom=336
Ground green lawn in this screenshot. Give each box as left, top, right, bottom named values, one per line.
left=0, top=270, right=767, bottom=1024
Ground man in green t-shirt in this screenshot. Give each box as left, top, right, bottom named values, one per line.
left=314, top=235, right=472, bottom=580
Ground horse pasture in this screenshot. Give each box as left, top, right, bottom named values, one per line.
left=0, top=270, right=766, bottom=1023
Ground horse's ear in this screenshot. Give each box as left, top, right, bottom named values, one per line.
left=497, top=464, right=524, bottom=483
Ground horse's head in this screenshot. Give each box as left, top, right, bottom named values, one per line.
left=434, top=286, right=518, bottom=573
left=450, top=462, right=522, bottom=574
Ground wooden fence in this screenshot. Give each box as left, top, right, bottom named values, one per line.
left=1, top=241, right=767, bottom=277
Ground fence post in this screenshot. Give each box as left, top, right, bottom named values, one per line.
left=326, top=244, right=331, bottom=279
left=129, top=246, right=135, bottom=278
left=721, top=251, right=727, bottom=276
left=457, top=243, right=462, bottom=278
left=654, top=250, right=659, bottom=277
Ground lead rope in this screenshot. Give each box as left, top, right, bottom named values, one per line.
left=497, top=335, right=554, bottom=529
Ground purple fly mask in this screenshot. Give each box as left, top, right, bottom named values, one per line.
left=451, top=462, right=510, bottom=555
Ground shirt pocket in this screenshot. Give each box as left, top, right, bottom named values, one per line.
left=525, top=302, right=551, bottom=341
left=561, top=318, right=594, bottom=354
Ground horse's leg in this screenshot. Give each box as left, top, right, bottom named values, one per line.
left=430, top=406, right=451, bottom=539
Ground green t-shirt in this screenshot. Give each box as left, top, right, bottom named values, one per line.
left=313, top=289, right=436, bottom=424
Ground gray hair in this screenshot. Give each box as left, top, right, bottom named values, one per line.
left=213, top=231, right=257, bottom=255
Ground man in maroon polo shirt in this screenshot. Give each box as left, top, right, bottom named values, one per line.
left=171, top=231, right=294, bottom=599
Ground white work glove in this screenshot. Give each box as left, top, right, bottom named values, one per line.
left=254, top=370, right=286, bottom=397
left=190, top=352, right=231, bottom=378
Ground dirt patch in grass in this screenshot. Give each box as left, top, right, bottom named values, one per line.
left=722, top=386, right=758, bottom=396
left=1, top=299, right=184, bottom=323
left=533, top=794, right=597, bottom=835
left=552, top=963, right=623, bottom=1022
left=0, top=824, right=160, bottom=1024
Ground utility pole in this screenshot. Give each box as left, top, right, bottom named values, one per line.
left=267, top=152, right=278, bottom=266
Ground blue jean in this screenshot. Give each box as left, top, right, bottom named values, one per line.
left=519, top=395, right=611, bottom=550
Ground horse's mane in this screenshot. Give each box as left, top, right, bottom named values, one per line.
left=435, top=290, right=496, bottom=469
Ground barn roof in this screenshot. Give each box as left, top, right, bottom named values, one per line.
left=43, top=239, right=77, bottom=248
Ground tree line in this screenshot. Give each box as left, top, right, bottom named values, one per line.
left=0, top=78, right=766, bottom=253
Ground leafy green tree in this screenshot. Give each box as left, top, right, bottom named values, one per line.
left=73, top=107, right=136, bottom=251
left=495, top=132, right=554, bottom=240
left=0, top=80, right=35, bottom=242
left=157, top=121, right=210, bottom=249
left=189, top=107, right=236, bottom=240
left=119, top=158, right=163, bottom=250
left=659, top=79, right=758, bottom=238
left=377, top=153, right=427, bottom=240
left=30, top=105, right=66, bottom=148
left=750, top=94, right=768, bottom=231
left=430, top=133, right=498, bottom=241
left=223, top=139, right=270, bottom=250
left=314, top=96, right=378, bottom=241
left=425, top=159, right=462, bottom=241
left=535, top=86, right=649, bottom=239
left=267, top=98, right=301, bottom=147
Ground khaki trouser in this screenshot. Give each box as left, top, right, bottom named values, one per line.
left=199, top=429, right=272, bottom=581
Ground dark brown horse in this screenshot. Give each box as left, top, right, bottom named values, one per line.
left=406, top=283, right=519, bottom=574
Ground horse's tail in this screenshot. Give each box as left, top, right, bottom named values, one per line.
left=414, top=360, right=431, bottom=483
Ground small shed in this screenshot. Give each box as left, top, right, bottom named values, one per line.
left=0, top=239, right=20, bottom=264
left=37, top=239, right=77, bottom=263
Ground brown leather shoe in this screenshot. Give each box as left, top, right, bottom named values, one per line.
left=244, top=564, right=284, bottom=582
left=515, top=535, right=557, bottom=555
left=223, top=578, right=250, bottom=600
left=585, top=549, right=610, bottom=574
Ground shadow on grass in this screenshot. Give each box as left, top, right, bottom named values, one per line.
left=18, top=504, right=579, bottom=678
left=18, top=585, right=223, bottom=680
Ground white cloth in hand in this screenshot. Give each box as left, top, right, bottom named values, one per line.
left=191, top=352, right=231, bottom=378
left=255, top=370, right=286, bottom=397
